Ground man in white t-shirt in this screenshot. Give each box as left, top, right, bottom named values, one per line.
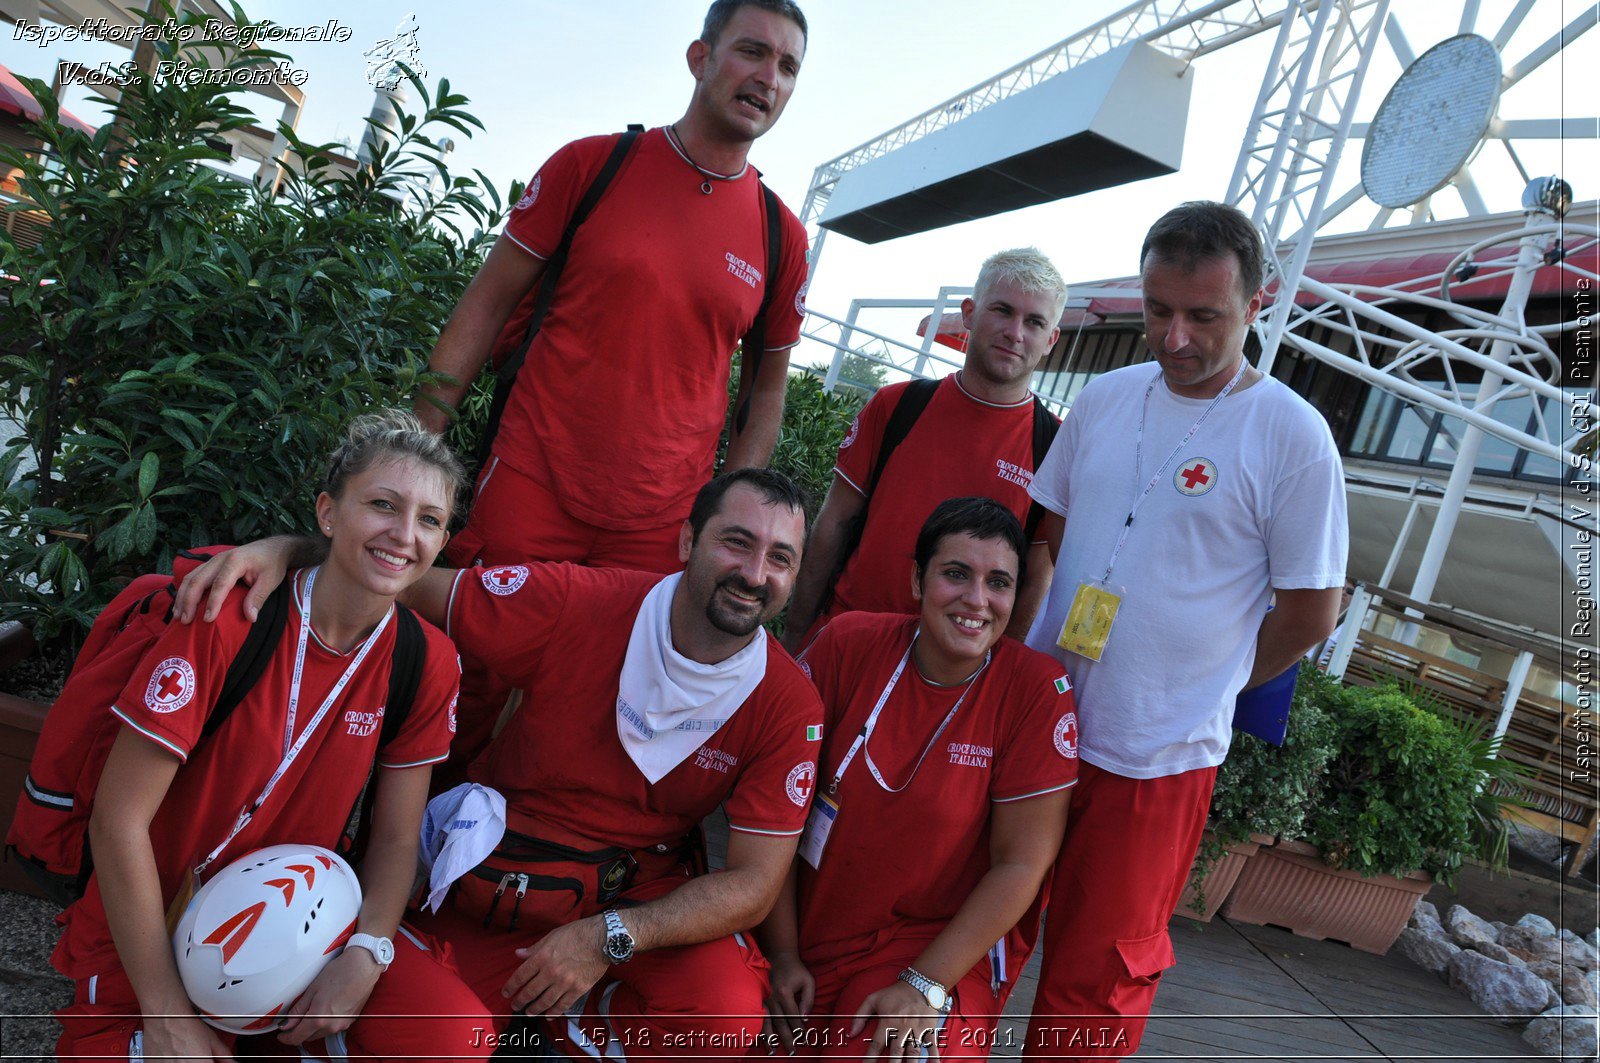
left=1022, top=201, right=1348, bottom=1058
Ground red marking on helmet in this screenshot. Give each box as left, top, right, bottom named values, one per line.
left=324, top=917, right=359, bottom=955
left=202, top=901, right=267, bottom=964
left=286, top=862, right=316, bottom=888
left=241, top=1003, right=285, bottom=1031
left=316, top=854, right=333, bottom=870
left=263, top=877, right=296, bottom=906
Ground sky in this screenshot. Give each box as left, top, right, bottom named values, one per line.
left=1, top=0, right=1594, bottom=373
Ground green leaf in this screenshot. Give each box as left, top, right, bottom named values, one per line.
left=137, top=450, right=159, bottom=499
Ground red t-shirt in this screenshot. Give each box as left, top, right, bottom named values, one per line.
left=447, top=564, right=823, bottom=850
left=794, top=613, right=1077, bottom=971
left=491, top=127, right=810, bottom=530
left=54, top=575, right=458, bottom=978
left=829, top=376, right=1056, bottom=620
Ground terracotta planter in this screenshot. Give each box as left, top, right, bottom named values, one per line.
left=0, top=688, right=50, bottom=897
left=1220, top=838, right=1432, bottom=954
left=1175, top=830, right=1275, bottom=922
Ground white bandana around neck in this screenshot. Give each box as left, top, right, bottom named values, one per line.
left=616, top=572, right=768, bottom=783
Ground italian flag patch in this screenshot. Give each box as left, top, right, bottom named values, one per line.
left=1054, top=676, right=1071, bottom=694
left=806, top=724, right=824, bottom=741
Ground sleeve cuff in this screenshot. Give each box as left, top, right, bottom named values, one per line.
left=110, top=705, right=189, bottom=763
left=833, top=467, right=867, bottom=497
left=992, top=778, right=1077, bottom=804
left=502, top=230, right=551, bottom=261
left=379, top=751, right=450, bottom=770
left=727, top=822, right=805, bottom=837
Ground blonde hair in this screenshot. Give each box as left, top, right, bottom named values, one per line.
left=323, top=409, right=466, bottom=518
left=973, top=247, right=1069, bottom=322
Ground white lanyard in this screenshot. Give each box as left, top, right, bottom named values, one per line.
left=194, top=567, right=392, bottom=878
left=1097, top=359, right=1248, bottom=584
left=828, top=633, right=990, bottom=796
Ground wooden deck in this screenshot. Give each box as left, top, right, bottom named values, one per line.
left=993, top=915, right=1535, bottom=1061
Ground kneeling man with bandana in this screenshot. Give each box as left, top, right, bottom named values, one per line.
left=178, top=468, right=823, bottom=1060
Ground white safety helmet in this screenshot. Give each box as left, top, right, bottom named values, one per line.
left=172, top=844, right=363, bottom=1034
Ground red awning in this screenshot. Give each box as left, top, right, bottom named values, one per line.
left=0, top=63, right=97, bottom=135
left=916, top=243, right=1595, bottom=347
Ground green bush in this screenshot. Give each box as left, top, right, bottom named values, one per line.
left=0, top=2, right=504, bottom=647
left=718, top=354, right=867, bottom=509
left=1210, top=661, right=1341, bottom=845
left=1306, top=680, right=1492, bottom=887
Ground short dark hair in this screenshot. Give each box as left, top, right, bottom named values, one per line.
left=687, top=467, right=809, bottom=540
left=701, top=0, right=808, bottom=48
left=913, top=497, right=1027, bottom=587
left=1139, top=201, right=1264, bottom=298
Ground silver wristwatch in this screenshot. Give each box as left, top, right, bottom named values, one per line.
left=602, top=909, right=636, bottom=964
left=897, top=967, right=952, bottom=1014
left=344, top=932, right=394, bottom=971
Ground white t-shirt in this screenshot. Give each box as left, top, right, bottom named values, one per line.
left=1025, top=364, right=1348, bottom=779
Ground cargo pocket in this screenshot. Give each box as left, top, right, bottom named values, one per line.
left=1115, top=927, right=1175, bottom=987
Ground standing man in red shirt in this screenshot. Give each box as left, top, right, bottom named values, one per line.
left=782, top=248, right=1067, bottom=652
left=417, top=0, right=811, bottom=577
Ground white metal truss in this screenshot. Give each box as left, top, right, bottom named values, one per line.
left=1224, top=0, right=1392, bottom=376
left=798, top=0, right=1297, bottom=233
left=1274, top=225, right=1597, bottom=463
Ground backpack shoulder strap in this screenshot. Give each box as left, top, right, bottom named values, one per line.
left=200, top=582, right=292, bottom=740
left=378, top=604, right=426, bottom=750
left=1023, top=396, right=1060, bottom=543
left=479, top=125, right=645, bottom=463
left=817, top=377, right=942, bottom=615
left=868, top=378, right=940, bottom=496
left=732, top=181, right=785, bottom=436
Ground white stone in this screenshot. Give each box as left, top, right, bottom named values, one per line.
left=1586, top=928, right=1599, bottom=952
left=1477, top=941, right=1529, bottom=968
left=1503, top=925, right=1569, bottom=965
left=1446, top=905, right=1502, bottom=950
left=1449, top=951, right=1558, bottom=1023
left=1518, top=914, right=1559, bottom=936
left=1522, top=1003, right=1598, bottom=1058
left=1410, top=900, right=1444, bottom=934
left=1562, top=966, right=1599, bottom=1008
left=1396, top=927, right=1461, bottom=978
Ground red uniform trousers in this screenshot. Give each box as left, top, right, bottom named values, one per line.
left=1024, top=761, right=1216, bottom=1059
left=799, top=948, right=1021, bottom=1061
left=56, top=925, right=492, bottom=1062
left=411, top=888, right=769, bottom=1063
left=441, top=455, right=683, bottom=789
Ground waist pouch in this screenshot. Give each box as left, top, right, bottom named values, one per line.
left=453, top=822, right=705, bottom=934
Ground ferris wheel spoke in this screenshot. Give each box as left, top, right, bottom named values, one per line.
left=1502, top=4, right=1599, bottom=90
left=1490, top=0, right=1539, bottom=50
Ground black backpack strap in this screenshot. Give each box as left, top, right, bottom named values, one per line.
left=379, top=604, right=426, bottom=749
left=869, top=378, right=940, bottom=496
left=1023, top=396, right=1060, bottom=542
left=818, top=378, right=940, bottom=614
left=477, top=125, right=646, bottom=464
left=200, top=582, right=291, bottom=740
left=732, top=181, right=784, bottom=437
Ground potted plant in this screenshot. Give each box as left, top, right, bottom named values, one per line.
left=1176, top=661, right=1338, bottom=920
left=1222, top=679, right=1520, bottom=953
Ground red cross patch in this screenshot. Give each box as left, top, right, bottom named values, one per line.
left=144, top=656, right=197, bottom=714
left=1174, top=457, right=1218, bottom=496
left=481, top=565, right=529, bottom=596
left=1054, top=712, right=1079, bottom=758
left=786, top=761, right=817, bottom=806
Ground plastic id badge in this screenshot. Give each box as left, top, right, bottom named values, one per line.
left=1058, top=581, right=1123, bottom=661
left=798, top=792, right=839, bottom=869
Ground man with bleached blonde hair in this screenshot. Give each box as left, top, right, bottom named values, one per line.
left=782, top=247, right=1066, bottom=662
